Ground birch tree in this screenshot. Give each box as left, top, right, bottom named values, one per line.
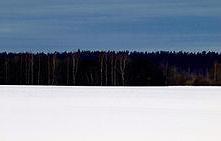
left=99, top=53, right=104, bottom=86
left=72, top=53, right=79, bottom=85
left=47, top=54, right=51, bottom=85
left=104, top=54, right=108, bottom=85
left=37, top=54, right=41, bottom=85
left=119, top=53, right=128, bottom=86
left=52, top=53, right=56, bottom=85
left=4, top=54, right=8, bottom=84
left=31, top=54, right=34, bottom=85
left=66, top=55, right=70, bottom=85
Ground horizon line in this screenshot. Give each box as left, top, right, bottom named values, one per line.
left=1, top=50, right=221, bottom=54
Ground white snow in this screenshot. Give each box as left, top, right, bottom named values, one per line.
left=0, top=86, right=221, bottom=141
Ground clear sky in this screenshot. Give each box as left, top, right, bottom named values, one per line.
left=0, top=0, right=221, bottom=52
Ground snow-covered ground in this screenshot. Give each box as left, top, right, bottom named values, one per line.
left=0, top=86, right=221, bottom=141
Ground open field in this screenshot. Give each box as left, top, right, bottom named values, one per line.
left=0, top=86, right=221, bottom=141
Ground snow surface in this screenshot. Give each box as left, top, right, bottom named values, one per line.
left=0, top=86, right=221, bottom=141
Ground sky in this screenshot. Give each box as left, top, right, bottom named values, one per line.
left=0, top=0, right=221, bottom=52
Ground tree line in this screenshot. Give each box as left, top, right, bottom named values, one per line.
left=0, top=51, right=221, bottom=86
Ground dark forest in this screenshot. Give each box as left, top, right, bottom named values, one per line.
left=0, top=51, right=221, bottom=86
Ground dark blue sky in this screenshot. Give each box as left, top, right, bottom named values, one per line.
left=0, top=0, right=221, bottom=52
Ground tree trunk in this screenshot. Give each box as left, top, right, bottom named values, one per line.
left=37, top=55, right=41, bottom=85
left=110, top=55, right=114, bottom=85
left=105, top=54, right=108, bottom=85
left=27, top=54, right=30, bottom=85
left=5, top=55, right=8, bottom=84
left=20, top=55, right=23, bottom=85
left=66, top=56, right=70, bottom=85
left=72, top=53, right=79, bottom=85
left=72, top=56, right=76, bottom=85
left=90, top=72, right=94, bottom=85
left=25, top=54, right=28, bottom=84
left=214, top=63, right=217, bottom=81
left=52, top=54, right=56, bottom=85
left=99, top=53, right=104, bottom=86
left=48, top=55, right=51, bottom=85
left=114, top=57, right=117, bottom=86
left=31, top=54, right=34, bottom=85
left=119, top=55, right=127, bottom=86
left=165, top=61, right=168, bottom=85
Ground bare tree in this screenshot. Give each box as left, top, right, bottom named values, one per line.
left=90, top=72, right=94, bottom=85
left=119, top=53, right=128, bottom=86
left=165, top=61, right=169, bottom=85
left=37, top=54, right=41, bottom=85
left=4, top=54, right=8, bottom=84
left=114, top=56, right=117, bottom=86
left=52, top=53, right=56, bottom=85
left=104, top=54, right=108, bottom=85
left=25, top=54, right=28, bottom=84
left=214, top=61, right=217, bottom=82
left=47, top=54, right=51, bottom=85
left=110, top=53, right=117, bottom=86
left=31, top=54, right=34, bottom=85
left=72, top=53, right=79, bottom=85
left=99, top=53, right=104, bottom=86
left=66, top=55, right=70, bottom=85
left=26, top=53, right=30, bottom=85
left=110, top=54, right=114, bottom=85
left=20, top=54, right=23, bottom=84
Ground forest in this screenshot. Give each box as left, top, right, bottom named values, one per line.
left=0, top=51, right=221, bottom=86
